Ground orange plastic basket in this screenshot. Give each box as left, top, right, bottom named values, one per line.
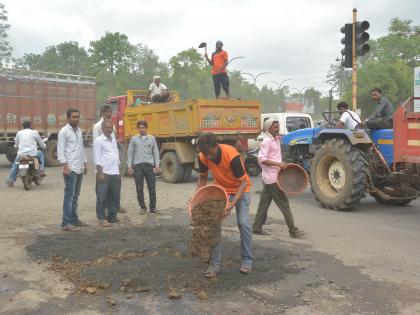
left=188, top=184, right=229, bottom=217
left=277, top=163, right=308, bottom=195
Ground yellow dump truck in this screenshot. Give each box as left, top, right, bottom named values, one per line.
left=119, top=90, right=261, bottom=183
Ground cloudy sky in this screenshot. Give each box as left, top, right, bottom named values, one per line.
left=3, top=0, right=419, bottom=94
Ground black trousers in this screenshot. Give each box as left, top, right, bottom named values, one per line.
left=212, top=73, right=230, bottom=97
left=96, top=175, right=121, bottom=220
left=133, top=163, right=156, bottom=210
left=367, top=118, right=393, bottom=129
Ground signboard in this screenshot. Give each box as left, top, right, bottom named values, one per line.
left=415, top=67, right=420, bottom=112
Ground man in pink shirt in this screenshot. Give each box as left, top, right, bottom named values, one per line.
left=252, top=118, right=305, bottom=238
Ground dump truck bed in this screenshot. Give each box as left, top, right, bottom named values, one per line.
left=124, top=98, right=261, bottom=139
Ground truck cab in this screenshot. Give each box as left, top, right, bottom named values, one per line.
left=248, top=112, right=313, bottom=149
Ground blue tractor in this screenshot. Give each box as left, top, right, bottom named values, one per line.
left=281, top=99, right=420, bottom=210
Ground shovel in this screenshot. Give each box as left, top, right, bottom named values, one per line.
left=198, top=42, right=207, bottom=56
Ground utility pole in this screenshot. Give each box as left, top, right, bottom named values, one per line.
left=328, top=89, right=333, bottom=121
left=352, top=8, right=357, bottom=111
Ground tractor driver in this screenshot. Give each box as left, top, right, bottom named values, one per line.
left=335, top=102, right=361, bottom=129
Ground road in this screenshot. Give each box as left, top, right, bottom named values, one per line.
left=0, top=149, right=419, bottom=315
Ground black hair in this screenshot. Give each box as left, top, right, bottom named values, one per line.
left=137, top=120, right=148, bottom=128
left=370, top=88, right=382, bottom=94
left=101, top=120, right=114, bottom=128
left=66, top=108, right=80, bottom=118
left=197, top=133, right=218, bottom=153
left=22, top=121, right=32, bottom=129
left=101, top=104, right=112, bottom=115
left=337, top=101, right=349, bottom=110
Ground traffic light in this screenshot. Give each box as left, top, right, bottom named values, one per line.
left=340, top=23, right=353, bottom=68
left=355, top=21, right=370, bottom=56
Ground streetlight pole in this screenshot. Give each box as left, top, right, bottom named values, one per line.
left=267, top=79, right=291, bottom=112
left=242, top=72, right=271, bottom=85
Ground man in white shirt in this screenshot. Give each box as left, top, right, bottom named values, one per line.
left=146, top=76, right=170, bottom=103
left=335, top=102, right=361, bottom=130
left=57, top=108, right=88, bottom=232
left=92, top=104, right=113, bottom=142
left=6, top=121, right=46, bottom=187
left=94, top=120, right=121, bottom=227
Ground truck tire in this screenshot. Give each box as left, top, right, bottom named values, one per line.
left=161, top=152, right=184, bottom=183
left=310, top=138, right=369, bottom=211
left=45, top=140, right=61, bottom=167
left=181, top=164, right=193, bottom=182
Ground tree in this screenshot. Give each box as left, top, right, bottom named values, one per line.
left=89, top=32, right=135, bottom=75
left=0, top=3, right=12, bottom=67
left=16, top=41, right=89, bottom=75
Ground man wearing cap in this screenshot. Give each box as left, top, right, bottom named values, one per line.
left=147, top=76, right=170, bottom=103
left=205, top=41, right=230, bottom=99
left=252, top=118, right=305, bottom=238
left=196, top=132, right=252, bottom=277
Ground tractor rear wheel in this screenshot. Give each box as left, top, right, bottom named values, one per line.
left=310, top=138, right=369, bottom=211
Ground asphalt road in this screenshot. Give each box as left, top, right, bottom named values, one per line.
left=0, top=149, right=419, bottom=315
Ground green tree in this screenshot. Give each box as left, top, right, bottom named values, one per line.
left=89, top=32, right=135, bottom=75
left=0, top=3, right=12, bottom=67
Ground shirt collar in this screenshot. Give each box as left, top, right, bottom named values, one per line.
left=66, top=123, right=79, bottom=132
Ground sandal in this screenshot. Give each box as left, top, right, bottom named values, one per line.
left=204, top=267, right=218, bottom=278
left=240, top=265, right=252, bottom=274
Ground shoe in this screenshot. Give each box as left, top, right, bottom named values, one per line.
left=108, top=217, right=120, bottom=223
left=98, top=219, right=110, bottom=227
left=40, top=171, right=46, bottom=177
left=139, top=208, right=147, bottom=215
left=62, top=225, right=80, bottom=232
left=252, top=229, right=270, bottom=235
left=240, top=265, right=253, bottom=274
left=150, top=209, right=160, bottom=214
left=6, top=180, right=14, bottom=187
left=73, top=220, right=89, bottom=227
left=289, top=228, right=306, bottom=238
left=118, top=207, right=127, bottom=213
left=204, top=266, right=218, bottom=278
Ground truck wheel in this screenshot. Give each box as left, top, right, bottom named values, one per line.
left=310, top=138, right=369, bottom=211
left=6, top=150, right=17, bottom=164
left=45, top=140, right=61, bottom=167
left=161, top=152, right=184, bottom=183
left=181, top=164, right=193, bottom=182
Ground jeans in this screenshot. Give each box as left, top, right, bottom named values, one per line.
left=96, top=175, right=121, bottom=220
left=210, top=192, right=253, bottom=271
left=8, top=151, right=45, bottom=183
left=62, top=171, right=83, bottom=227
left=253, top=183, right=296, bottom=232
left=133, top=163, right=156, bottom=210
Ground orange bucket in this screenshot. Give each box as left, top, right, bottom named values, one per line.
left=277, top=163, right=308, bottom=195
left=188, top=184, right=229, bottom=217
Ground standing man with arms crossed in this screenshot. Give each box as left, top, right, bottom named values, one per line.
left=205, top=41, right=230, bottom=99
left=94, top=120, right=121, bottom=227
left=252, top=119, right=305, bottom=238
left=127, top=120, right=160, bottom=214
left=58, top=108, right=88, bottom=232
left=196, top=133, right=253, bottom=277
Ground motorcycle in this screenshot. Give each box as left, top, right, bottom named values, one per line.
left=17, top=155, right=43, bottom=190
left=245, top=147, right=261, bottom=177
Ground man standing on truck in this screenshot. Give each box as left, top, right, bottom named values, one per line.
left=252, top=118, right=305, bottom=238
left=6, top=121, right=46, bottom=187
left=58, top=108, right=88, bottom=232
left=204, top=41, right=230, bottom=99
left=196, top=133, right=253, bottom=277
left=146, top=76, right=170, bottom=103
left=335, top=102, right=361, bottom=129
left=127, top=120, right=160, bottom=214
left=361, top=88, right=394, bottom=129
left=94, top=120, right=121, bottom=227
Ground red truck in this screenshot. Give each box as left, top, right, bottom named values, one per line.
left=0, top=69, right=96, bottom=166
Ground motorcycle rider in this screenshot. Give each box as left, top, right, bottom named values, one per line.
left=6, top=121, right=46, bottom=187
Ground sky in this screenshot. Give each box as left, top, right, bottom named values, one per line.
left=3, top=0, right=420, bottom=94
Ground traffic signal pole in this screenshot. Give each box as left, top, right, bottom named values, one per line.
left=352, top=8, right=357, bottom=111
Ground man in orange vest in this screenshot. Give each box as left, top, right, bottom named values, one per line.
left=196, top=133, right=252, bottom=277
left=205, top=41, right=230, bottom=98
